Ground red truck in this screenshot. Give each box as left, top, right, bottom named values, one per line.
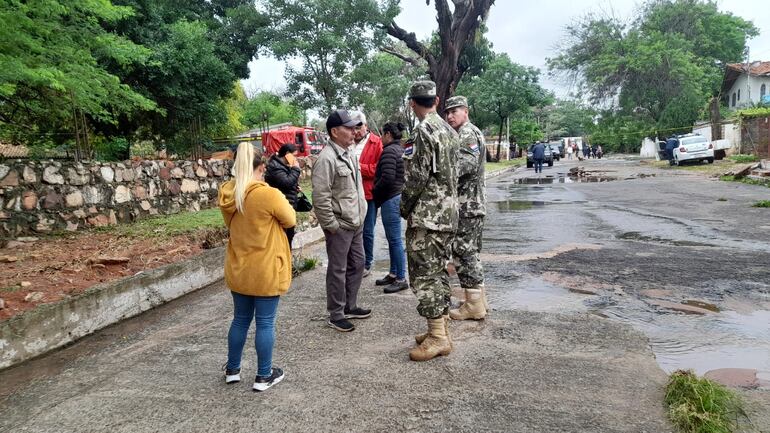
left=262, top=126, right=323, bottom=157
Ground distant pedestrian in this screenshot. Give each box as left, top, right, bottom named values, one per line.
left=372, top=121, right=408, bottom=294
left=596, top=145, right=603, bottom=159
left=219, top=142, right=296, bottom=392
left=566, top=143, right=573, bottom=160
left=264, top=144, right=301, bottom=248
left=532, top=141, right=546, bottom=173
left=665, top=137, right=678, bottom=165
left=350, top=111, right=383, bottom=277
left=582, top=144, right=590, bottom=159
left=312, top=109, right=372, bottom=333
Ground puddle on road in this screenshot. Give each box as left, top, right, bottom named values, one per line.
left=496, top=200, right=542, bottom=211
left=487, top=273, right=770, bottom=379
left=506, top=175, right=619, bottom=184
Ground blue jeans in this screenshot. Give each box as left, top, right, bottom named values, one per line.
left=534, top=158, right=544, bottom=173
left=363, top=200, right=377, bottom=269
left=380, top=195, right=406, bottom=280
left=226, top=292, right=280, bottom=377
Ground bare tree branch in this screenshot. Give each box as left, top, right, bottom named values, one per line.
left=383, top=21, right=436, bottom=68
left=380, top=46, right=421, bottom=66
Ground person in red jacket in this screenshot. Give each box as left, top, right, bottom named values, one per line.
left=351, top=111, right=383, bottom=276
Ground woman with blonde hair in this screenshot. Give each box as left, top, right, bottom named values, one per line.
left=218, top=142, right=296, bottom=392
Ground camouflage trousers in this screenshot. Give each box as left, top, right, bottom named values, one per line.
left=453, top=216, right=485, bottom=288
left=405, top=227, right=454, bottom=319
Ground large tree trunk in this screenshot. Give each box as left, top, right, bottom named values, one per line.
left=384, top=0, right=495, bottom=111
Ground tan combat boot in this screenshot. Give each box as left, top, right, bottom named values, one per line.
left=479, top=284, right=490, bottom=311
left=409, top=318, right=452, bottom=361
left=414, top=315, right=451, bottom=347
left=449, top=288, right=486, bottom=320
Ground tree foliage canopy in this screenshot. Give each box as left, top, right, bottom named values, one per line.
left=459, top=53, right=551, bottom=138
left=260, top=0, right=389, bottom=112
left=0, top=0, right=156, bottom=145
left=548, top=0, right=758, bottom=149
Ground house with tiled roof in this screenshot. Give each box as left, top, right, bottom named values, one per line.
left=722, top=61, right=770, bottom=109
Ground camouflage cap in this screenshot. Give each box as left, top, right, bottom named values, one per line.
left=409, top=80, right=437, bottom=98
left=444, top=96, right=468, bottom=111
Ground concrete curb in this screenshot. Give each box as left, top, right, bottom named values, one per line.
left=485, top=164, right=520, bottom=180
left=0, top=247, right=225, bottom=370
left=0, top=223, right=329, bottom=371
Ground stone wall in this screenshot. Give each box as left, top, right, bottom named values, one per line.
left=0, top=159, right=232, bottom=240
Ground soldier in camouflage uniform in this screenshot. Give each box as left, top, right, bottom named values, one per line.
left=401, top=80, right=460, bottom=362
left=445, top=96, right=488, bottom=320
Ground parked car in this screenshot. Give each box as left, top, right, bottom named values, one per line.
left=549, top=143, right=562, bottom=161
left=659, top=134, right=714, bottom=166
left=526, top=143, right=553, bottom=168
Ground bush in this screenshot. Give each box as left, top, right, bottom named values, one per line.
left=727, top=154, right=758, bottom=163
left=93, top=137, right=130, bottom=161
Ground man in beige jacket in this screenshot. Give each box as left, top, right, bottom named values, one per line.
left=312, top=109, right=371, bottom=332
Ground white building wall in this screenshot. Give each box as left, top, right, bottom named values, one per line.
left=727, top=74, right=770, bottom=109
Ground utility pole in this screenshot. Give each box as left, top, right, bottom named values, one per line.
left=746, top=47, right=751, bottom=105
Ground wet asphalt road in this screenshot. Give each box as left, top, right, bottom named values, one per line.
left=1, top=155, right=768, bottom=432
left=481, top=157, right=770, bottom=428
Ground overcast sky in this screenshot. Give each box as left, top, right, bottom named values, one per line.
left=241, top=0, right=770, bottom=97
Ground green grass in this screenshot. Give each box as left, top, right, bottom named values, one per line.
left=720, top=175, right=770, bottom=188
left=101, top=208, right=225, bottom=238
left=665, top=370, right=743, bottom=433
left=727, top=154, right=759, bottom=163
left=752, top=200, right=770, bottom=208
left=485, top=158, right=525, bottom=173
left=292, top=254, right=318, bottom=277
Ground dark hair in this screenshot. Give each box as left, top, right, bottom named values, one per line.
left=278, top=143, right=296, bottom=157
left=411, top=96, right=437, bottom=108
left=382, top=122, right=406, bottom=140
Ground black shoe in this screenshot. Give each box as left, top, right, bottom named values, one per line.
left=327, top=318, right=356, bottom=332
left=383, top=280, right=408, bottom=294
left=253, top=367, right=284, bottom=392
left=375, top=274, right=397, bottom=286
left=344, top=307, right=372, bottom=319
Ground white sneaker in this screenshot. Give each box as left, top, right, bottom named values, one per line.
left=362, top=267, right=371, bottom=277
left=253, top=367, right=285, bottom=392
left=223, top=363, right=241, bottom=384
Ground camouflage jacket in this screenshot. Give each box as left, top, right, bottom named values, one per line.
left=400, top=111, right=459, bottom=232
left=456, top=121, right=486, bottom=218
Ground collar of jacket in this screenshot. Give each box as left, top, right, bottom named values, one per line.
left=327, top=139, right=357, bottom=176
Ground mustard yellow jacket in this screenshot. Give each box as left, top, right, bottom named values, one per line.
left=219, top=180, right=296, bottom=296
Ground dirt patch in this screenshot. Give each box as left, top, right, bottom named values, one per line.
left=0, top=232, right=219, bottom=321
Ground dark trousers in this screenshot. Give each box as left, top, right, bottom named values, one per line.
left=324, top=227, right=365, bottom=321
left=363, top=200, right=377, bottom=269
left=534, top=158, right=544, bottom=173
left=285, top=227, right=295, bottom=249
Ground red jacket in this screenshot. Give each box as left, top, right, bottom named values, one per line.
left=359, top=133, right=383, bottom=200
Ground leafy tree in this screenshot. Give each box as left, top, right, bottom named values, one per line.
left=509, top=118, right=543, bottom=146
left=548, top=0, right=757, bottom=148
left=259, top=0, right=384, bottom=112
left=101, top=1, right=266, bottom=152
left=0, top=0, right=156, bottom=153
left=541, top=99, right=596, bottom=139
left=459, top=53, right=551, bottom=159
left=348, top=46, right=427, bottom=132
left=380, top=0, right=495, bottom=109
left=242, top=91, right=304, bottom=129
